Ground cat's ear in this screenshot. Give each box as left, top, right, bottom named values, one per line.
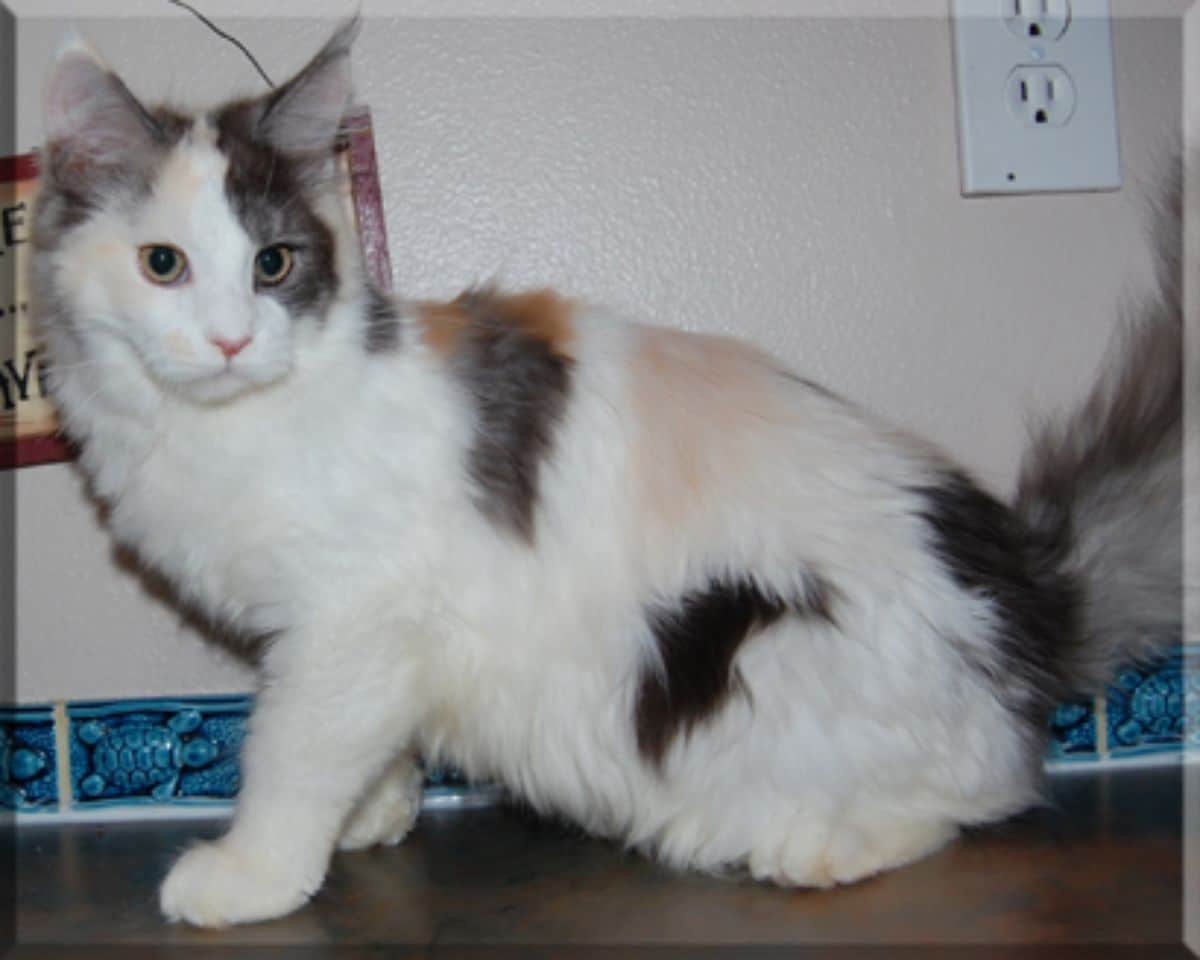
left=43, top=33, right=165, bottom=177
left=256, top=19, right=358, bottom=157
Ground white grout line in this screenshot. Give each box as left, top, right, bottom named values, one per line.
left=51, top=700, right=71, bottom=814
left=1045, top=750, right=1197, bottom=775
left=14, top=786, right=508, bottom=826
left=16, top=803, right=233, bottom=826
left=1094, top=693, right=1109, bottom=759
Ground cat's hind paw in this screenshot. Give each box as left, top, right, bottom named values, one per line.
left=823, top=817, right=957, bottom=885
left=338, top=757, right=423, bottom=852
left=748, top=815, right=957, bottom=887
left=160, top=839, right=318, bottom=927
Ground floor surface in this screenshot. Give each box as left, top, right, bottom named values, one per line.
left=5, top=765, right=1193, bottom=958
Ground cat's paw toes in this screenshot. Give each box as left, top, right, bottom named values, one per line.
left=748, top=817, right=836, bottom=888
left=160, top=840, right=317, bottom=927
left=338, top=806, right=417, bottom=851
left=750, top=816, right=955, bottom=887
left=823, top=818, right=957, bottom=885
left=338, top=762, right=422, bottom=852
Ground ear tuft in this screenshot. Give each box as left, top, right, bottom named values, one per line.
left=43, top=32, right=163, bottom=173
left=44, top=34, right=112, bottom=144
left=257, top=18, right=359, bottom=157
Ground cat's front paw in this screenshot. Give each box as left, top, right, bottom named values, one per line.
left=160, top=839, right=320, bottom=927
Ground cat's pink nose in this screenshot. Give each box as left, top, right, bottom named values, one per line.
left=211, top=335, right=252, bottom=359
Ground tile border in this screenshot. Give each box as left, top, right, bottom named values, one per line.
left=5, top=645, right=1193, bottom=819
left=5, top=693, right=502, bottom=819
left=1047, top=698, right=1099, bottom=761
left=0, top=703, right=59, bottom=812
left=67, top=696, right=248, bottom=809
left=1105, top=649, right=1194, bottom=757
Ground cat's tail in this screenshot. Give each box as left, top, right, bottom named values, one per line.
left=1013, top=165, right=1185, bottom=695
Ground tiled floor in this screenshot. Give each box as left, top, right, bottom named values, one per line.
left=7, top=766, right=1193, bottom=958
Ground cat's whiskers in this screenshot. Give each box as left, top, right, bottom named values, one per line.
left=42, top=356, right=123, bottom=375
left=59, top=368, right=128, bottom=415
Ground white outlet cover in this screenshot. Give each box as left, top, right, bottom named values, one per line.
left=952, top=0, right=1121, bottom=195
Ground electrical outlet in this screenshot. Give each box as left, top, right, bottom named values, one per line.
left=1006, top=65, right=1076, bottom=127
left=951, top=0, right=1121, bottom=195
left=1004, top=0, right=1070, bottom=42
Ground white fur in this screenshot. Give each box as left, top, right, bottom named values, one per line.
left=32, top=128, right=1049, bottom=926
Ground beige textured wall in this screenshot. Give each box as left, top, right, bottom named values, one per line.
left=11, top=7, right=1185, bottom=700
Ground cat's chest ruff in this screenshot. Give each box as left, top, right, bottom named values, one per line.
left=110, top=365, right=459, bottom=628
left=102, top=390, right=332, bottom=598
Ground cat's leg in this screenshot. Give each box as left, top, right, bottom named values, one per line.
left=160, top=618, right=423, bottom=927
left=337, top=751, right=424, bottom=852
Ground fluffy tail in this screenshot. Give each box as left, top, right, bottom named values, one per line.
left=1014, top=165, right=1185, bottom=695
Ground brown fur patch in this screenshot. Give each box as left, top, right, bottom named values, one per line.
left=416, top=288, right=575, bottom=361
left=634, top=572, right=836, bottom=768
left=416, top=299, right=471, bottom=357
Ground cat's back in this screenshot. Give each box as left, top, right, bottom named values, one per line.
left=393, top=288, right=954, bottom=641
left=519, top=299, right=945, bottom=573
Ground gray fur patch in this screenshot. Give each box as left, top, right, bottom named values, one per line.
left=32, top=78, right=192, bottom=362
left=449, top=291, right=574, bottom=542
left=912, top=470, right=1077, bottom=736
left=211, top=102, right=339, bottom=320
left=1014, top=159, right=1183, bottom=692
left=363, top=287, right=401, bottom=353
left=37, top=104, right=192, bottom=243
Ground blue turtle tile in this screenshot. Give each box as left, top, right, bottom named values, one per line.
left=1046, top=697, right=1098, bottom=762
left=1106, top=649, right=1191, bottom=758
left=0, top=705, right=58, bottom=812
left=68, top=697, right=250, bottom=807
left=66, top=695, right=495, bottom=810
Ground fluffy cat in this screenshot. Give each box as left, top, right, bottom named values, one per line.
left=30, top=22, right=1183, bottom=927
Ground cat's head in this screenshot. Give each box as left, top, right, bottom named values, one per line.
left=32, top=21, right=361, bottom=405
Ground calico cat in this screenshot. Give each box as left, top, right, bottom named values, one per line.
left=31, top=21, right=1183, bottom=927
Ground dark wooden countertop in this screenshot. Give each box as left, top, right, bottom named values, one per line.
left=7, top=764, right=1193, bottom=958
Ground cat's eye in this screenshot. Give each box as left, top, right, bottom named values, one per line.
left=254, top=245, right=294, bottom=286
left=138, top=245, right=188, bottom=285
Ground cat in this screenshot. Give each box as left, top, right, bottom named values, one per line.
left=30, top=20, right=1183, bottom=928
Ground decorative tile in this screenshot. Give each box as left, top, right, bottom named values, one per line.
left=63, top=696, right=495, bottom=811
left=423, top=763, right=504, bottom=807
left=0, top=705, right=58, bottom=811
left=27, top=652, right=1189, bottom=818
left=1186, top=648, right=1200, bottom=753
left=1106, top=650, right=1192, bottom=757
left=1046, top=698, right=1097, bottom=761
left=424, top=764, right=476, bottom=803
left=424, top=765, right=471, bottom=790
left=68, top=697, right=249, bottom=807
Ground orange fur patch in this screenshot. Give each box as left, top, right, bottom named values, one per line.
left=630, top=328, right=784, bottom=527
left=416, top=300, right=471, bottom=357
left=416, top=289, right=575, bottom=360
